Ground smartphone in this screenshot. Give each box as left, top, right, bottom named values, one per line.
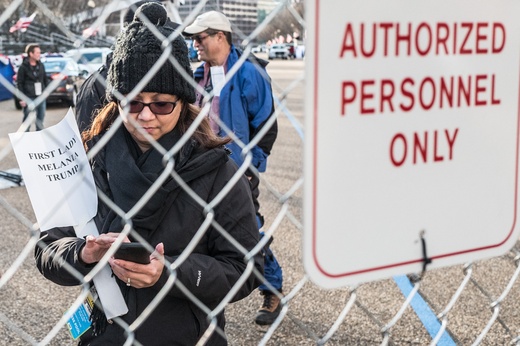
left=114, top=243, right=151, bottom=264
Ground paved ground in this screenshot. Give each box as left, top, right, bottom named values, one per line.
left=0, top=57, right=519, bottom=345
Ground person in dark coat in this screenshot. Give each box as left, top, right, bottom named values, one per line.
left=34, top=3, right=262, bottom=345
left=16, top=43, right=48, bottom=131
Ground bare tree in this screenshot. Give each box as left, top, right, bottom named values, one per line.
left=257, top=2, right=304, bottom=44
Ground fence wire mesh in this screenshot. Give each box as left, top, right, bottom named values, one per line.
left=0, top=0, right=520, bottom=345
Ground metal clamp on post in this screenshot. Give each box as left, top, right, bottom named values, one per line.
left=409, top=230, right=432, bottom=283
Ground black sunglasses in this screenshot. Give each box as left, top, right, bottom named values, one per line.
left=192, top=31, right=219, bottom=44
left=121, top=100, right=178, bottom=115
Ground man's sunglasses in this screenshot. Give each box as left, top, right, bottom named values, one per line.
left=121, top=100, right=178, bottom=115
left=192, top=31, right=219, bottom=44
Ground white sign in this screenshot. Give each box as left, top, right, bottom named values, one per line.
left=304, top=0, right=520, bottom=288
left=9, top=109, right=97, bottom=230
left=9, top=109, right=128, bottom=319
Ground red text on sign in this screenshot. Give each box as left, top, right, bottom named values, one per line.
left=389, top=128, right=459, bottom=167
left=341, top=74, right=500, bottom=116
left=339, top=22, right=506, bottom=58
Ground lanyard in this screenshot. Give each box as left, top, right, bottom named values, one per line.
left=31, top=64, right=40, bottom=79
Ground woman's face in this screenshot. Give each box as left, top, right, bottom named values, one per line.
left=119, top=92, right=181, bottom=152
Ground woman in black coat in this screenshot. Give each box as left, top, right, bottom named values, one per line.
left=34, top=3, right=262, bottom=345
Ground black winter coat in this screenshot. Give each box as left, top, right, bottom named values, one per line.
left=34, top=126, right=262, bottom=345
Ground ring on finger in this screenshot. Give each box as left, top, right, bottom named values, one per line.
left=127, top=277, right=131, bottom=286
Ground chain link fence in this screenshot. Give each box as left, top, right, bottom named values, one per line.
left=1, top=0, right=520, bottom=345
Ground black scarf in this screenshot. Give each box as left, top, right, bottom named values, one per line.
left=98, top=125, right=227, bottom=235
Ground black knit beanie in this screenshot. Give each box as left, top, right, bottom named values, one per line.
left=124, top=0, right=160, bottom=24
left=107, top=2, right=195, bottom=104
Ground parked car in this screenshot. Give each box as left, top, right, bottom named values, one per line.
left=13, top=56, right=88, bottom=109
left=268, top=44, right=290, bottom=60
left=252, top=44, right=266, bottom=53
left=65, top=47, right=111, bottom=76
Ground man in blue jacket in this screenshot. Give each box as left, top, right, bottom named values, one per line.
left=184, top=11, right=282, bottom=326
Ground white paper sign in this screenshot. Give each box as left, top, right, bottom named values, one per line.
left=9, top=109, right=97, bottom=230
left=9, top=108, right=128, bottom=319
left=210, top=66, right=225, bottom=97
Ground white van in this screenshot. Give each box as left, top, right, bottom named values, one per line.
left=65, top=47, right=111, bottom=76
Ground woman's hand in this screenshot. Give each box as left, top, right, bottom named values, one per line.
left=109, top=243, right=165, bottom=288
left=80, top=233, right=130, bottom=264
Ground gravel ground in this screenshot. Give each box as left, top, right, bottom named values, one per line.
left=0, top=58, right=519, bottom=345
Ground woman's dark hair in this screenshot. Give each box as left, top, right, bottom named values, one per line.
left=82, top=101, right=230, bottom=150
